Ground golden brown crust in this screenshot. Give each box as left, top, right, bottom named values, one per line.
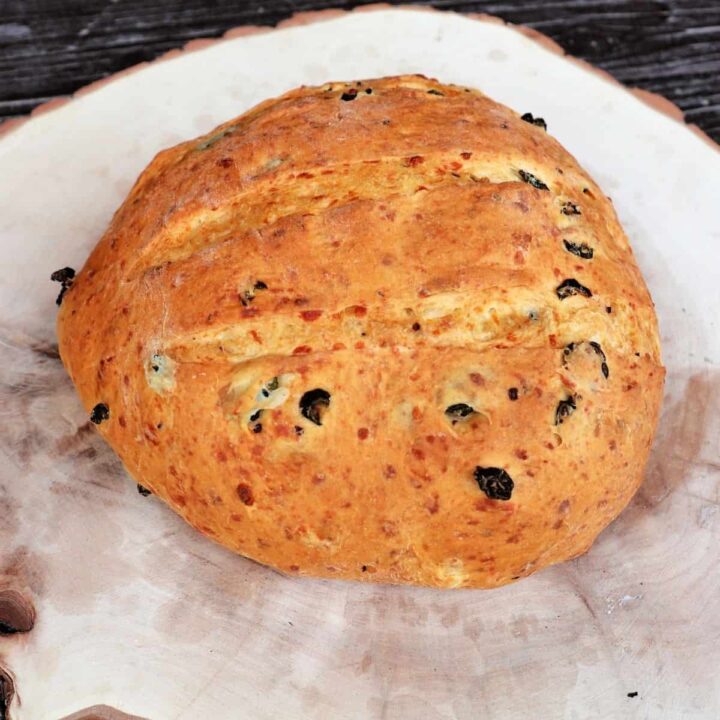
left=57, top=75, right=664, bottom=588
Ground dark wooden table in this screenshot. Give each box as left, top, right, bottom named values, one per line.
left=1, top=0, right=719, bottom=142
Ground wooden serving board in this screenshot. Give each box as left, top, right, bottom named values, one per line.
left=0, top=7, right=718, bottom=719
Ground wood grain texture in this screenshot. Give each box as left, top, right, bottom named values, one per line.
left=1, top=10, right=719, bottom=716
left=0, top=0, right=719, bottom=141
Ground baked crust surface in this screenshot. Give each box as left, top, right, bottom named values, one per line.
left=57, top=75, right=664, bottom=588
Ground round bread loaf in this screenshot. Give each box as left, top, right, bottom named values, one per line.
left=56, top=75, right=664, bottom=588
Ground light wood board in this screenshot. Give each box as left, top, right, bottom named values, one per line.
left=0, top=8, right=719, bottom=719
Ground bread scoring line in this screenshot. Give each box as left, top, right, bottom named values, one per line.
left=128, top=152, right=588, bottom=279
left=151, top=305, right=623, bottom=368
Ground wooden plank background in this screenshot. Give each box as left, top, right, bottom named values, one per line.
left=0, top=0, right=718, bottom=141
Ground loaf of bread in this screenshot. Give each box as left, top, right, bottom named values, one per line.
left=56, top=75, right=664, bottom=588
